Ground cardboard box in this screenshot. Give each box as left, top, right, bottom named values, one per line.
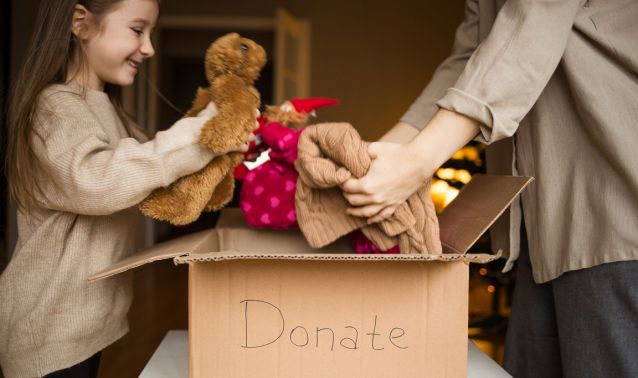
left=91, top=174, right=531, bottom=378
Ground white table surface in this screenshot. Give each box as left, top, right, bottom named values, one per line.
left=140, top=330, right=511, bottom=378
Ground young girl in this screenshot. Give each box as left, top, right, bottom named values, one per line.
left=0, top=1, right=250, bottom=377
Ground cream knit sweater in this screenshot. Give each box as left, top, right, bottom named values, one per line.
left=0, top=84, right=215, bottom=377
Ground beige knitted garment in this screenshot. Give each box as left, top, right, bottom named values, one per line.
left=295, top=123, right=441, bottom=254
left=0, top=84, right=215, bottom=378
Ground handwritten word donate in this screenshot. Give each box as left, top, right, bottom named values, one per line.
left=240, top=300, right=408, bottom=351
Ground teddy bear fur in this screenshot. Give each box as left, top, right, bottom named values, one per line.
left=139, top=33, right=267, bottom=225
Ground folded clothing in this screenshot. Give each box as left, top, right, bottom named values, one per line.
left=295, top=122, right=442, bottom=254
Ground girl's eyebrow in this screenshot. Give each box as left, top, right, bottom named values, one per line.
left=131, top=18, right=151, bottom=25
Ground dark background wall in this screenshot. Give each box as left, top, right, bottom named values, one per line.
left=286, top=1, right=464, bottom=139
left=0, top=0, right=11, bottom=272
left=158, top=0, right=465, bottom=139
left=1, top=0, right=39, bottom=271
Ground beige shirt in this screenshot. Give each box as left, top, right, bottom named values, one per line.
left=401, top=0, right=638, bottom=283
left=0, top=84, right=215, bottom=377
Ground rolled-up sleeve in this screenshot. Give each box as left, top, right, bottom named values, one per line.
left=401, top=0, right=480, bottom=129
left=436, top=0, right=585, bottom=144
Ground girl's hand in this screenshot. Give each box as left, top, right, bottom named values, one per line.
left=172, top=102, right=250, bottom=155
left=341, top=141, right=430, bottom=223
left=195, top=102, right=261, bottom=153
left=195, top=102, right=260, bottom=131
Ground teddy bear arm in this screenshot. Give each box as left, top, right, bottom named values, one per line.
left=139, top=169, right=216, bottom=225
left=204, top=172, right=235, bottom=212
left=199, top=101, right=257, bottom=152
left=140, top=154, right=242, bottom=225
left=204, top=153, right=245, bottom=211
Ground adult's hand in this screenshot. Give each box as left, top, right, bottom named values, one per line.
left=341, top=141, right=430, bottom=223
left=341, top=109, right=481, bottom=223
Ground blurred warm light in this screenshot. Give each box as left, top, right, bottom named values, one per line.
left=451, top=145, right=484, bottom=166
left=430, top=179, right=459, bottom=213
left=431, top=144, right=484, bottom=212
left=445, top=188, right=459, bottom=206
left=479, top=268, right=488, bottom=276
left=436, top=168, right=456, bottom=180
left=455, top=169, right=472, bottom=184
left=487, top=285, right=495, bottom=294
left=452, top=150, right=465, bottom=160
left=435, top=167, right=473, bottom=184
left=463, top=146, right=480, bottom=162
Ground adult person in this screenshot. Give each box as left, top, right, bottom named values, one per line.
left=342, top=1, right=638, bottom=377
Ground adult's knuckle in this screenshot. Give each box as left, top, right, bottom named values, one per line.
left=370, top=194, right=383, bottom=204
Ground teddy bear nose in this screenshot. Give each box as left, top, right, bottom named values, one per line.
left=240, top=43, right=249, bottom=51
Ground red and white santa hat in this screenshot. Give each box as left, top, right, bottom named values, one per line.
left=288, top=97, right=340, bottom=113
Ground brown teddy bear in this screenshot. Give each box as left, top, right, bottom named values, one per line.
left=139, top=33, right=267, bottom=225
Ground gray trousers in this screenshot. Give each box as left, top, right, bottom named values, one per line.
left=503, top=228, right=638, bottom=378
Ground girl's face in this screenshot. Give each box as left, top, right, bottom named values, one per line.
left=79, top=0, right=158, bottom=90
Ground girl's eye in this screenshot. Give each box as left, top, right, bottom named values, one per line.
left=131, top=28, right=143, bottom=36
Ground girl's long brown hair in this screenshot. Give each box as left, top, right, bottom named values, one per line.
left=6, top=0, right=149, bottom=211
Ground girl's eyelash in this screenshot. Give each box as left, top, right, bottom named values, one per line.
left=131, top=28, right=143, bottom=35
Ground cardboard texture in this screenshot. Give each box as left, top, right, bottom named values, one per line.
left=90, top=174, right=532, bottom=378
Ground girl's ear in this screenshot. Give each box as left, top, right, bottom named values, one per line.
left=71, top=4, right=92, bottom=40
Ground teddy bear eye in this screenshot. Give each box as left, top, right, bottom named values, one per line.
left=240, top=43, right=249, bottom=51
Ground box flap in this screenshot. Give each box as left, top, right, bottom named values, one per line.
left=438, top=174, right=533, bottom=254
left=88, top=230, right=218, bottom=282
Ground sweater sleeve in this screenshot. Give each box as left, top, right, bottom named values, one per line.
left=33, top=91, right=216, bottom=215
left=436, top=0, right=585, bottom=144
left=400, top=0, right=480, bottom=129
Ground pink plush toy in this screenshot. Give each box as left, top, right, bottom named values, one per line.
left=239, top=97, right=338, bottom=229
left=350, top=230, right=400, bottom=254
left=239, top=121, right=303, bottom=229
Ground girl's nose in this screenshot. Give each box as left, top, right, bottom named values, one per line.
left=140, top=36, right=155, bottom=58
